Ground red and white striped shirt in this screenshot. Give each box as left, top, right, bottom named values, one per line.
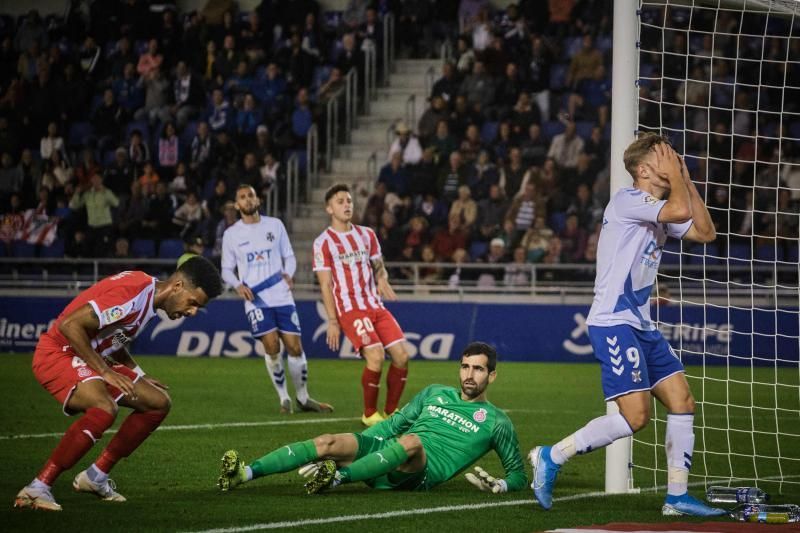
left=313, top=225, right=384, bottom=315
left=44, top=271, right=158, bottom=357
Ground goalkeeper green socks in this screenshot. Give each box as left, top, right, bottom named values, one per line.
left=250, top=440, right=318, bottom=479
left=339, top=441, right=408, bottom=483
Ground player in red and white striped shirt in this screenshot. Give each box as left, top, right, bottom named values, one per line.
left=313, top=184, right=410, bottom=427
left=14, top=257, right=222, bottom=511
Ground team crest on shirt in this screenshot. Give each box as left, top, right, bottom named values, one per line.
left=643, top=195, right=659, bottom=205
left=473, top=408, right=487, bottom=423
left=266, top=232, right=275, bottom=242
left=77, top=367, right=92, bottom=378
left=101, top=305, right=129, bottom=324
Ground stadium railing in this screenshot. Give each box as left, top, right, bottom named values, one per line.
left=382, top=13, right=395, bottom=85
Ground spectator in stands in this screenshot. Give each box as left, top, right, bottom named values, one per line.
left=279, top=32, right=315, bottom=90
left=520, top=215, right=553, bottom=263
left=358, top=7, right=382, bottom=51
left=430, top=119, right=457, bottom=167
left=139, top=161, right=160, bottom=196
left=251, top=124, right=274, bottom=162
left=568, top=64, right=610, bottom=128
left=460, top=60, right=494, bottom=116
left=201, top=40, right=221, bottom=85
left=74, top=149, right=102, bottom=190
left=141, top=181, right=174, bottom=239
left=418, top=96, right=448, bottom=146
left=376, top=210, right=403, bottom=262
left=408, top=147, right=439, bottom=198
left=558, top=213, right=587, bottom=263
left=91, top=89, right=125, bottom=154
left=490, top=121, right=515, bottom=163
left=170, top=161, right=191, bottom=200
left=301, top=12, right=324, bottom=60
left=128, top=129, right=150, bottom=174
left=207, top=88, right=233, bottom=133
left=14, top=10, right=48, bottom=53
left=415, top=192, right=449, bottom=229
left=419, top=245, right=443, bottom=282
left=213, top=130, right=238, bottom=176
left=431, top=62, right=459, bottom=107
left=431, top=216, right=469, bottom=261
left=499, top=147, right=526, bottom=198
left=17, top=149, right=40, bottom=208
left=212, top=201, right=239, bottom=258
left=560, top=152, right=596, bottom=197
left=336, top=32, right=363, bottom=77
left=236, top=93, right=262, bottom=141
left=527, top=34, right=553, bottom=121
left=510, top=92, right=541, bottom=140
left=459, top=124, right=483, bottom=165
left=468, top=149, right=499, bottom=201
left=505, top=182, right=543, bottom=248
left=449, top=94, right=473, bottom=139
left=520, top=123, right=548, bottom=169
left=504, top=246, right=531, bottom=287
left=108, top=37, right=138, bottom=80
left=172, top=190, right=206, bottom=239
left=379, top=151, right=410, bottom=197
left=0, top=153, right=22, bottom=208
left=78, top=35, right=103, bottom=82
left=566, top=33, right=603, bottom=90
left=567, top=183, right=603, bottom=229
left=104, top=147, right=134, bottom=200
left=476, top=183, right=509, bottom=237
left=137, top=38, right=163, bottom=80
left=168, top=60, right=205, bottom=130
left=225, top=60, right=254, bottom=105
left=40, top=121, right=66, bottom=162
left=68, top=173, right=119, bottom=257
left=113, top=62, right=145, bottom=117
left=403, top=215, right=430, bottom=259
left=45, top=151, right=73, bottom=193
left=136, top=65, right=170, bottom=126
left=541, top=235, right=563, bottom=265
left=158, top=122, right=180, bottom=181
left=547, top=119, right=584, bottom=171
left=217, top=34, right=243, bottom=81
left=583, top=124, right=608, bottom=173
left=260, top=62, right=288, bottom=121
left=455, top=34, right=476, bottom=76
left=476, top=237, right=508, bottom=286
left=439, top=150, right=469, bottom=203
left=290, top=87, right=314, bottom=146
left=449, top=185, right=478, bottom=232
left=316, top=66, right=345, bottom=105
left=190, top=121, right=214, bottom=179
left=388, top=122, right=422, bottom=166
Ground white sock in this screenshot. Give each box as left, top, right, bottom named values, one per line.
left=87, top=463, right=108, bottom=483
left=244, top=466, right=253, bottom=481
left=551, top=413, right=634, bottom=465
left=287, top=352, right=309, bottom=404
left=30, top=478, right=50, bottom=491
left=665, top=413, right=694, bottom=496
left=265, top=354, right=289, bottom=402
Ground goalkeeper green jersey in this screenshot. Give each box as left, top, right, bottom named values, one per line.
left=362, top=384, right=527, bottom=490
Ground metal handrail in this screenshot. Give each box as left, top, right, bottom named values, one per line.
left=285, top=152, right=299, bottom=229
left=306, top=123, right=319, bottom=195
left=405, top=93, right=416, bottom=132
left=264, top=180, right=278, bottom=217
left=386, top=118, right=400, bottom=150
left=365, top=151, right=378, bottom=197
left=364, top=42, right=376, bottom=109
left=344, top=68, right=356, bottom=143
left=325, top=86, right=345, bottom=171
left=424, top=65, right=436, bottom=98
left=440, top=40, right=453, bottom=62
left=382, top=13, right=395, bottom=85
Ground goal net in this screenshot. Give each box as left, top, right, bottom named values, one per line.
left=633, top=0, right=800, bottom=494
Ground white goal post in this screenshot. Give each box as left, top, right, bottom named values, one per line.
left=607, top=0, right=800, bottom=494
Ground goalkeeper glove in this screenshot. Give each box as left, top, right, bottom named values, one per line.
left=298, top=463, right=320, bottom=479
left=465, top=466, right=508, bottom=494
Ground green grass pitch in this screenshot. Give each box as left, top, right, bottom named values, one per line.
left=0, top=355, right=797, bottom=532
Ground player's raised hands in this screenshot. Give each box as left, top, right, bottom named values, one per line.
left=465, top=466, right=507, bottom=493
left=102, top=368, right=137, bottom=400
left=646, top=142, right=682, bottom=187
left=235, top=284, right=254, bottom=301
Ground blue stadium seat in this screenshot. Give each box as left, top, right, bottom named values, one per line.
left=542, top=120, right=565, bottom=141
left=11, top=240, right=37, bottom=257
left=549, top=212, right=567, bottom=234
left=549, top=63, right=568, bottom=91
left=158, top=239, right=184, bottom=259
left=180, top=120, right=199, bottom=150
left=562, top=36, right=583, bottom=60
left=126, top=121, right=150, bottom=143
left=68, top=122, right=94, bottom=148
left=575, top=121, right=594, bottom=141
left=729, top=243, right=751, bottom=260
left=131, top=239, right=156, bottom=258
left=480, top=121, right=499, bottom=144
left=468, top=241, right=488, bottom=260
left=40, top=238, right=65, bottom=258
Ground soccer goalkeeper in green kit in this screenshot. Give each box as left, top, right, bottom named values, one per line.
left=217, top=342, right=527, bottom=494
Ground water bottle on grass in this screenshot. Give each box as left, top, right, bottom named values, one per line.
left=729, top=504, right=800, bottom=524
left=706, top=486, right=768, bottom=504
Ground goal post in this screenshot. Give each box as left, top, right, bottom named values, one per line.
left=607, top=0, right=800, bottom=495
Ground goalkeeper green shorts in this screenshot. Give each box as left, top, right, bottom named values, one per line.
left=352, top=433, right=430, bottom=491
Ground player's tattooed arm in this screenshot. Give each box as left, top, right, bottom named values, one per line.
left=371, top=257, right=397, bottom=301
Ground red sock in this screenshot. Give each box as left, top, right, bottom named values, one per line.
left=37, top=407, right=115, bottom=486
left=384, top=364, right=408, bottom=415
left=95, top=410, right=168, bottom=473
left=361, top=368, right=382, bottom=417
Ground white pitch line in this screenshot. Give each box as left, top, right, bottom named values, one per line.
left=182, top=475, right=800, bottom=533
left=0, top=416, right=360, bottom=441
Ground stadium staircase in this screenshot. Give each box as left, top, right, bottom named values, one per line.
left=290, top=59, right=439, bottom=281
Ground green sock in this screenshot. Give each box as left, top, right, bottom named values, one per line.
left=250, top=440, right=318, bottom=479
left=339, top=441, right=408, bottom=483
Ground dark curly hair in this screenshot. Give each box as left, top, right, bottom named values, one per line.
left=177, top=255, right=223, bottom=300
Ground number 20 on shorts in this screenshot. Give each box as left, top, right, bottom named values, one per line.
left=353, top=317, right=375, bottom=337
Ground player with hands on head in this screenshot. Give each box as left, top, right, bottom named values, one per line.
left=529, top=133, right=721, bottom=516
left=312, top=184, right=409, bottom=426
left=15, top=257, right=222, bottom=511
left=221, top=184, right=332, bottom=414
left=216, top=342, right=527, bottom=495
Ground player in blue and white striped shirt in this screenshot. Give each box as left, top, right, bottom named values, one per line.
left=530, top=134, right=724, bottom=516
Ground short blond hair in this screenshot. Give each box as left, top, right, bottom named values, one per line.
left=623, top=132, right=671, bottom=179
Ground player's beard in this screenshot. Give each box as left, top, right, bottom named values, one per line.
left=461, top=379, right=486, bottom=399
left=240, top=205, right=259, bottom=216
